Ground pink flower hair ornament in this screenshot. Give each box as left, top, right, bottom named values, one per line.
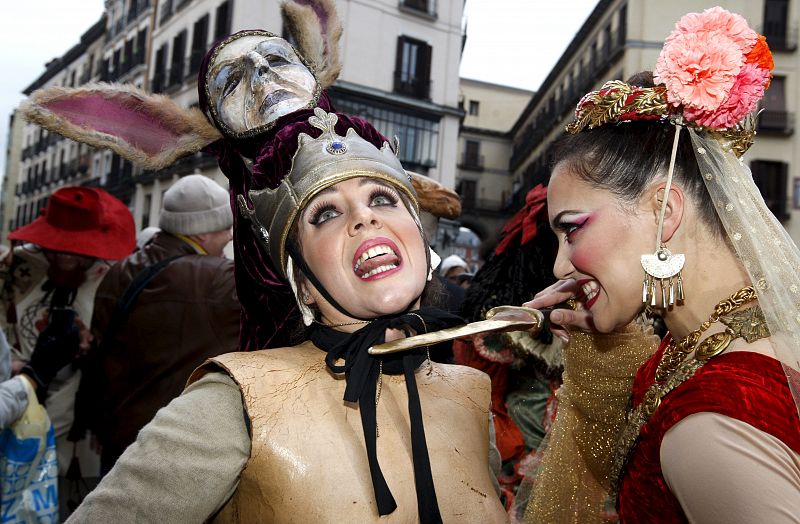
left=567, top=6, right=774, bottom=154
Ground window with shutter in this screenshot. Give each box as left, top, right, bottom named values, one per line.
left=394, top=36, right=432, bottom=99
left=215, top=1, right=233, bottom=41
left=189, top=14, right=210, bottom=74
left=751, top=159, right=790, bottom=221
left=169, top=30, right=187, bottom=86
left=152, top=44, right=167, bottom=92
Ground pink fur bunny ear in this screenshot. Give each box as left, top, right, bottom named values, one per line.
left=21, top=82, right=222, bottom=170
left=281, top=0, right=343, bottom=89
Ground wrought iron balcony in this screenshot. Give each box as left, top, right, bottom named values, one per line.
left=399, top=0, right=437, bottom=18
left=393, top=72, right=431, bottom=100
left=757, top=110, right=794, bottom=135
left=459, top=152, right=484, bottom=171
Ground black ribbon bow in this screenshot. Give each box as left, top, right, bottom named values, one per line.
left=310, top=307, right=463, bottom=523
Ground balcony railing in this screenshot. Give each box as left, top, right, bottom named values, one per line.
left=461, top=197, right=506, bottom=213
left=762, top=22, right=798, bottom=52
left=758, top=110, right=795, bottom=135
left=151, top=71, right=165, bottom=93
left=168, top=63, right=185, bottom=88
left=393, top=72, right=431, bottom=100
left=399, top=0, right=437, bottom=18
left=459, top=153, right=484, bottom=171
left=188, top=49, right=205, bottom=75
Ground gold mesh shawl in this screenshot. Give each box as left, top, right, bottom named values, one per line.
left=513, top=324, right=659, bottom=523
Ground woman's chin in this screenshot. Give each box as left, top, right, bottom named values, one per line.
left=354, top=295, right=422, bottom=318
left=593, top=309, right=644, bottom=334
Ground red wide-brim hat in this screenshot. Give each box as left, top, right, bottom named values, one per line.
left=9, top=186, right=135, bottom=260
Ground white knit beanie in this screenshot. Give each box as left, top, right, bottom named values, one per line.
left=159, top=175, right=233, bottom=235
left=439, top=254, right=469, bottom=276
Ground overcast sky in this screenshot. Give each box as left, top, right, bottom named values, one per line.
left=0, top=0, right=598, bottom=177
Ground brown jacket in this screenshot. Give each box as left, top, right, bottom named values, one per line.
left=88, top=232, right=240, bottom=461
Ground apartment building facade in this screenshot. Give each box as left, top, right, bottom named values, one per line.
left=10, top=16, right=107, bottom=237
left=456, top=78, right=532, bottom=240
left=7, top=0, right=464, bottom=235
left=510, top=0, right=800, bottom=242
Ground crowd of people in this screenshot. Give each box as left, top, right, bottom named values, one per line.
left=3, top=2, right=799, bottom=523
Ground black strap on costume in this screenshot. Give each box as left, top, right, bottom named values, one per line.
left=114, top=255, right=185, bottom=322
left=310, top=307, right=463, bottom=523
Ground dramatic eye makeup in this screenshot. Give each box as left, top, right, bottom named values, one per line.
left=308, top=200, right=338, bottom=225
left=305, top=182, right=402, bottom=226
left=552, top=212, right=591, bottom=241
left=369, top=187, right=399, bottom=207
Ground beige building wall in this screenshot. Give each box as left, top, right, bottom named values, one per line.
left=461, top=79, right=532, bottom=132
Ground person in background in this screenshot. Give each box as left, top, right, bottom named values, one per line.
left=454, top=184, right=564, bottom=510
left=0, top=186, right=135, bottom=518
left=76, top=174, right=240, bottom=473
left=439, top=254, right=470, bottom=285
left=134, top=226, right=160, bottom=251
left=0, top=326, right=27, bottom=428
left=0, top=321, right=78, bottom=429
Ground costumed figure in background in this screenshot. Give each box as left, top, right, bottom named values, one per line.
left=0, top=187, right=135, bottom=518
left=523, top=7, right=800, bottom=522
left=453, top=184, right=564, bottom=509
left=21, top=1, right=509, bottom=521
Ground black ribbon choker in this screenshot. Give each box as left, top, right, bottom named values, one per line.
left=310, top=307, right=463, bottom=523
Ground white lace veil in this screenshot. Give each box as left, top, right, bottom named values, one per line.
left=689, top=129, right=800, bottom=416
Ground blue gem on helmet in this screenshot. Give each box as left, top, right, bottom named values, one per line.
left=326, top=141, right=347, bottom=155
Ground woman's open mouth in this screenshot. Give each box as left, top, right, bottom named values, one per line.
left=578, top=279, right=601, bottom=309
left=353, top=237, right=402, bottom=280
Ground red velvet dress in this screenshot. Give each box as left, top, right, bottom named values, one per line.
left=617, top=338, right=800, bottom=523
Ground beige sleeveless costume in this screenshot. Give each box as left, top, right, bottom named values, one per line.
left=189, top=341, right=507, bottom=523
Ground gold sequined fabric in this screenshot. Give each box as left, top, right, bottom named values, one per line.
left=518, top=324, right=659, bottom=524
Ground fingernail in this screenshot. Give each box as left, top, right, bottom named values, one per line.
left=551, top=312, right=563, bottom=323
left=557, top=334, right=570, bottom=344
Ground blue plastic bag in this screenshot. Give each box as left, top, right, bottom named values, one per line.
left=1, top=379, right=59, bottom=523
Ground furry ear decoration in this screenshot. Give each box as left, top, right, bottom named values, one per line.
left=281, top=0, right=343, bottom=89
left=21, top=82, right=223, bottom=170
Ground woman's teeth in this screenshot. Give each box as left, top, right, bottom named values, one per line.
left=360, top=264, right=398, bottom=279
left=354, top=245, right=395, bottom=272
left=582, top=281, right=600, bottom=301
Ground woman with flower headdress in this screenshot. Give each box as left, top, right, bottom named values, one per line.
left=521, top=7, right=800, bottom=523
left=22, top=1, right=510, bottom=522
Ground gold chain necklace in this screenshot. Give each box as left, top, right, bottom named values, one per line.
left=314, top=319, right=372, bottom=328
left=655, top=286, right=758, bottom=381
left=610, top=285, right=768, bottom=497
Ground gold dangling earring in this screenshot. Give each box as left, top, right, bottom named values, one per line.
left=641, top=245, right=685, bottom=309
left=641, top=122, right=686, bottom=310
